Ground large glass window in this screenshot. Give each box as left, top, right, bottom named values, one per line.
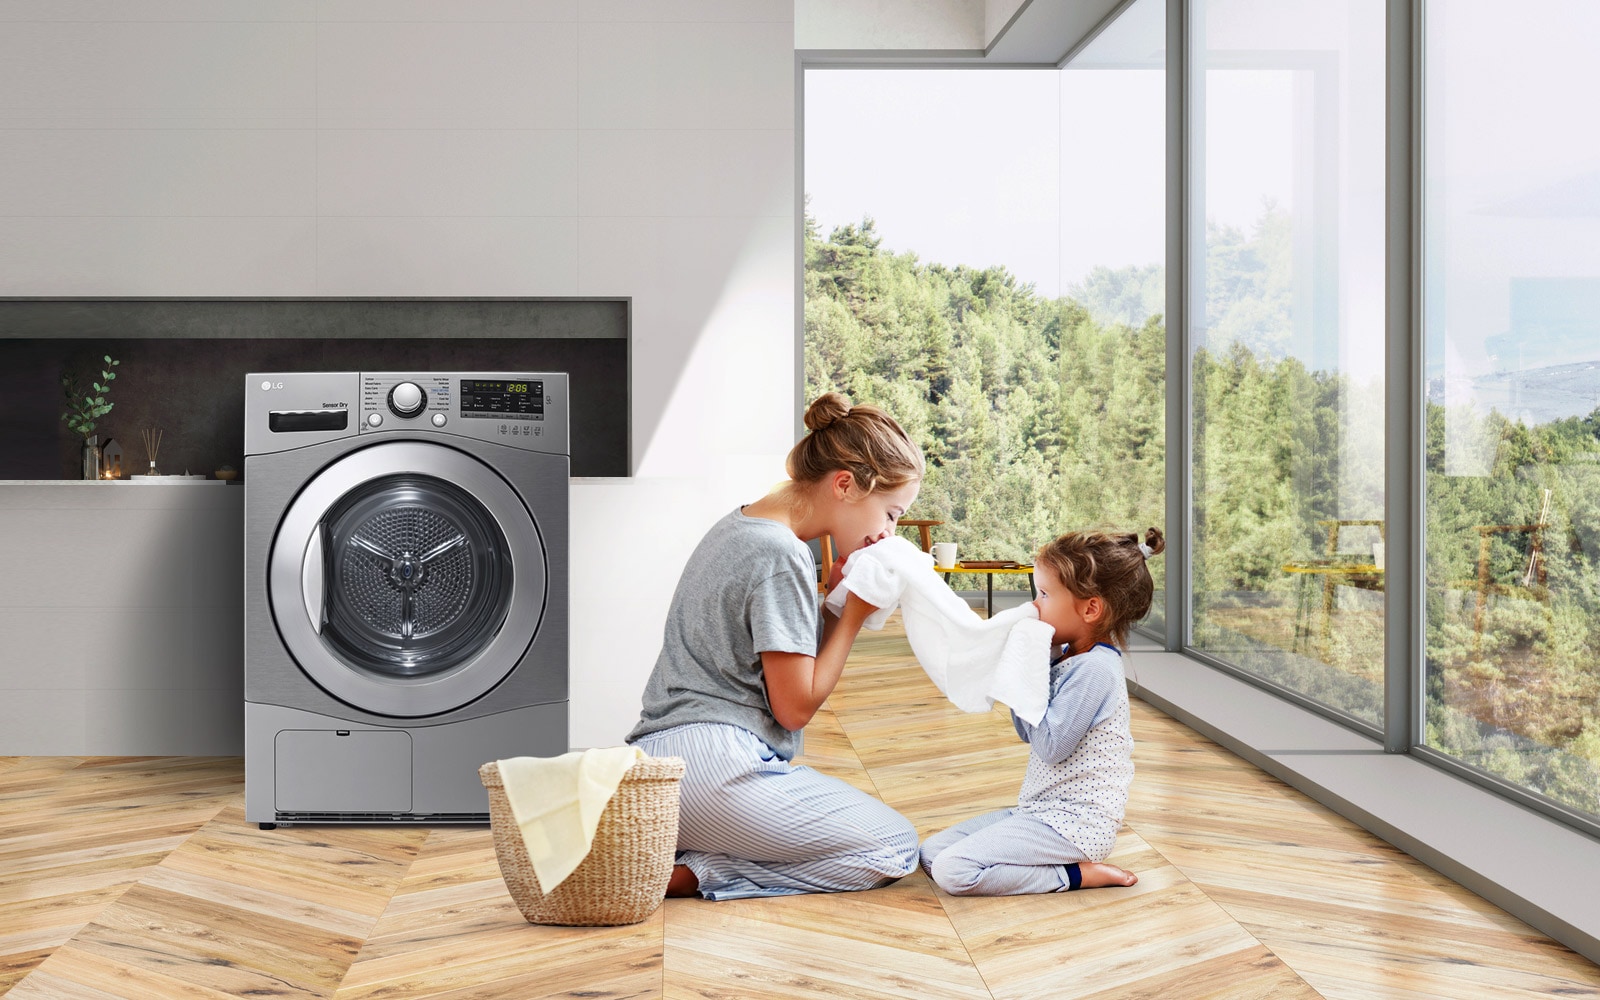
left=803, top=0, right=1165, bottom=619
left=1424, top=1, right=1600, bottom=818
left=1060, top=0, right=1168, bottom=628
left=1188, top=0, right=1387, bottom=722
left=802, top=0, right=1600, bottom=841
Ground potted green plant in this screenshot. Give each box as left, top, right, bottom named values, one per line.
left=61, top=355, right=119, bottom=479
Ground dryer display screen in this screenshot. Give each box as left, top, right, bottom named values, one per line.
left=460, top=380, right=544, bottom=418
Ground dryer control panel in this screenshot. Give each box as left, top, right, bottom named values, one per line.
left=245, top=371, right=570, bottom=458
left=360, top=372, right=568, bottom=455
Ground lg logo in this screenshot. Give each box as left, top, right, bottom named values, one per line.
left=261, top=381, right=284, bottom=391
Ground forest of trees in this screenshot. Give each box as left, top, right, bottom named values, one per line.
left=804, top=213, right=1166, bottom=589
left=804, top=206, right=1600, bottom=817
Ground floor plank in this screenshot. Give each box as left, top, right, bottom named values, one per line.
left=6, top=614, right=1600, bottom=998
left=333, top=825, right=662, bottom=1000
left=13, top=804, right=425, bottom=1000
left=663, top=871, right=989, bottom=1000
left=0, top=758, right=240, bottom=993
left=1125, top=705, right=1600, bottom=999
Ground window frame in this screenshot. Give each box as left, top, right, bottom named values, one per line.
left=797, top=0, right=1600, bottom=846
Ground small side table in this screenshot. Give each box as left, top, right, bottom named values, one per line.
left=938, top=564, right=1036, bottom=618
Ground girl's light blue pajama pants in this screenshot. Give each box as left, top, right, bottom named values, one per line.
left=630, top=722, right=919, bottom=900
left=920, top=807, right=1090, bottom=895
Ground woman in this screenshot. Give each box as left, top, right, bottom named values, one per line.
left=628, top=392, right=923, bottom=900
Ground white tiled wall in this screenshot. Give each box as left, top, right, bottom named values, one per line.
left=317, top=22, right=581, bottom=129
left=0, top=130, right=317, bottom=217
left=0, top=487, right=246, bottom=755
left=0, top=0, right=797, bottom=750
left=318, top=130, right=581, bottom=217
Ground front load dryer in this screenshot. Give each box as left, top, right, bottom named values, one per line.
left=244, top=372, right=568, bottom=826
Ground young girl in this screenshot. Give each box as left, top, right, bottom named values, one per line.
left=628, top=392, right=925, bottom=900
left=920, top=528, right=1165, bottom=896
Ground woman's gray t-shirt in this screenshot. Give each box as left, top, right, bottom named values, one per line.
left=627, top=507, right=821, bottom=760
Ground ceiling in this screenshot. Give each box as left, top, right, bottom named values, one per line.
left=796, top=0, right=1134, bottom=67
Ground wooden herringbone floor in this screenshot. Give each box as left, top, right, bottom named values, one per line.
left=5, top=618, right=1600, bottom=999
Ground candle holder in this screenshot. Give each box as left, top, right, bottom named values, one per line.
left=101, top=437, right=123, bottom=479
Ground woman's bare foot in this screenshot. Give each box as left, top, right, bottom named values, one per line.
left=1075, top=862, right=1138, bottom=889
left=665, top=864, right=700, bottom=898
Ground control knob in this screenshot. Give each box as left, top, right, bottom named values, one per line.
left=387, top=381, right=426, bottom=418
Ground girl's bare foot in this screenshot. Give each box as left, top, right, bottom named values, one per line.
left=1075, top=861, right=1138, bottom=889
left=665, top=864, right=700, bottom=898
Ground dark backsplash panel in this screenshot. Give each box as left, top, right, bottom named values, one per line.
left=0, top=299, right=630, bottom=480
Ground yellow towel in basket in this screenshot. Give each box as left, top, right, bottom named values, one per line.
left=496, top=746, right=645, bottom=892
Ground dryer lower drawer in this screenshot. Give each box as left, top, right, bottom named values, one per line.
left=275, top=729, right=412, bottom=812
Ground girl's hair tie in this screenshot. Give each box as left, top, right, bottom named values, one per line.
left=1137, top=543, right=1154, bottom=560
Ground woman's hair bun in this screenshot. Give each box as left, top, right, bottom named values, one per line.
left=1143, top=527, right=1166, bottom=556
left=803, top=391, right=852, bottom=433
left=783, top=390, right=923, bottom=501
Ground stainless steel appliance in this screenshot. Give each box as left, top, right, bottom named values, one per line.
left=244, top=372, right=567, bottom=826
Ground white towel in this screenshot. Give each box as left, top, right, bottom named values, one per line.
left=496, top=746, right=644, bottom=892
left=824, top=536, right=1053, bottom=725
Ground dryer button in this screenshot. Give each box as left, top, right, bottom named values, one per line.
left=431, top=413, right=447, bottom=427
left=367, top=413, right=383, bottom=428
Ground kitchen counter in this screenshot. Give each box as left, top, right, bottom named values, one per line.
left=0, top=478, right=234, bottom=486
left=0, top=481, right=244, bottom=754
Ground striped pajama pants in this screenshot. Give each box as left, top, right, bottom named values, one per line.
left=920, top=807, right=1090, bottom=895
left=629, top=722, right=920, bottom=901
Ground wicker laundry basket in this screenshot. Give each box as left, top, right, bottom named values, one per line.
left=479, top=755, right=685, bottom=926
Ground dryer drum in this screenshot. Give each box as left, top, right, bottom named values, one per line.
left=320, top=473, right=513, bottom=679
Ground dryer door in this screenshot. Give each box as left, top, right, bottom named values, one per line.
left=269, top=441, right=545, bottom=717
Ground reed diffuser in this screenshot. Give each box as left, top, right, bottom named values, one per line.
left=140, top=428, right=163, bottom=477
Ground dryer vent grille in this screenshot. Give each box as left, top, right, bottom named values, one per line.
left=275, top=811, right=488, bottom=824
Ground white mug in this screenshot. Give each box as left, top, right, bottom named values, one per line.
left=932, top=542, right=957, bottom=568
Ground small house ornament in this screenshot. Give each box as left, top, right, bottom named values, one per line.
left=101, top=437, right=123, bottom=479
